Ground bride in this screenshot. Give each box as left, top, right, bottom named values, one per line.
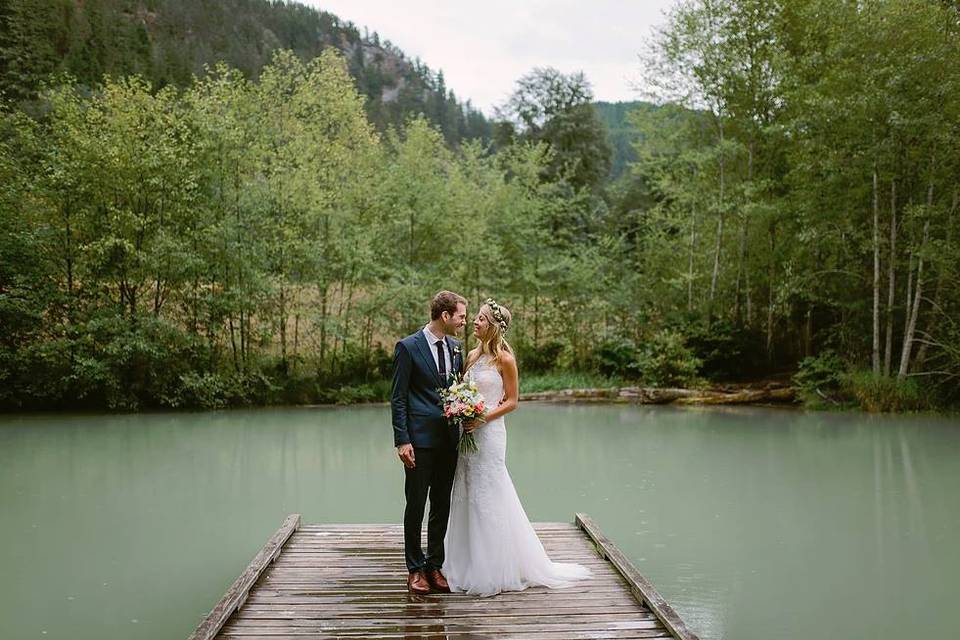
left=442, top=299, right=591, bottom=596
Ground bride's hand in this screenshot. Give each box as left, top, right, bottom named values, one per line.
left=463, top=416, right=485, bottom=433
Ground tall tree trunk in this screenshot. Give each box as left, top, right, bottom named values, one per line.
left=239, top=308, right=247, bottom=369
left=228, top=315, right=240, bottom=372
left=915, top=189, right=956, bottom=368
left=734, top=214, right=746, bottom=323
left=276, top=207, right=287, bottom=373
left=332, top=279, right=347, bottom=373
left=709, top=119, right=725, bottom=316
left=364, top=306, right=375, bottom=356
left=766, top=222, right=776, bottom=360
left=734, top=140, right=754, bottom=325
left=898, top=220, right=930, bottom=379
left=533, top=293, right=540, bottom=348
left=60, top=199, right=78, bottom=367
left=883, top=179, right=897, bottom=377
left=293, top=310, right=300, bottom=374
left=318, top=214, right=330, bottom=366
left=872, top=168, right=881, bottom=376
left=279, top=283, right=287, bottom=373
left=234, top=160, right=246, bottom=369
left=153, top=194, right=166, bottom=317
left=190, top=275, right=200, bottom=335
left=687, top=208, right=696, bottom=312
left=902, top=252, right=913, bottom=352
left=341, top=278, right=356, bottom=365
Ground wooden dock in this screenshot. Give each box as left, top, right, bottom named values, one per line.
left=190, top=513, right=699, bottom=640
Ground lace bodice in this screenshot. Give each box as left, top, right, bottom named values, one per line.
left=467, top=354, right=504, bottom=410
left=463, top=354, right=505, bottom=453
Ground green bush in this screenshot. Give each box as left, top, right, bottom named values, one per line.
left=594, top=330, right=701, bottom=387
left=842, top=371, right=928, bottom=413
left=58, top=314, right=213, bottom=410
left=595, top=337, right=641, bottom=378
left=634, top=330, right=702, bottom=387
left=793, top=350, right=846, bottom=405
left=160, top=372, right=229, bottom=410
left=316, top=344, right=392, bottom=388
left=517, top=339, right=566, bottom=373
left=223, top=370, right=282, bottom=406
left=676, top=318, right=763, bottom=380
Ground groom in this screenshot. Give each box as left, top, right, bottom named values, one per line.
left=391, top=291, right=467, bottom=594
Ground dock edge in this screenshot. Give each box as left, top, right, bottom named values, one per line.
left=576, top=512, right=700, bottom=640
left=188, top=513, right=301, bottom=640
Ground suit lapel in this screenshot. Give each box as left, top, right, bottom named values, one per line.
left=414, top=330, right=442, bottom=387
left=445, top=336, right=462, bottom=379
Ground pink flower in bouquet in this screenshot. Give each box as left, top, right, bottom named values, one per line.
left=438, top=377, right=486, bottom=454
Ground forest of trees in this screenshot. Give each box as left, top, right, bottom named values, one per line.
left=0, top=0, right=491, bottom=144
left=612, top=0, right=960, bottom=410
left=1, top=0, right=958, bottom=412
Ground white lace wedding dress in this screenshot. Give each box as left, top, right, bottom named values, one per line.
left=442, top=354, right=591, bottom=596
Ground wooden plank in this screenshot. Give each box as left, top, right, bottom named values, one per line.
left=190, top=514, right=301, bottom=640
left=244, top=593, right=642, bottom=607
left=201, top=515, right=696, bottom=640
left=221, top=615, right=666, bottom=631
left=245, top=586, right=634, bottom=596
left=247, top=586, right=636, bottom=600
left=218, top=627, right=672, bottom=640
left=229, top=602, right=648, bottom=618
left=576, top=513, right=699, bottom=640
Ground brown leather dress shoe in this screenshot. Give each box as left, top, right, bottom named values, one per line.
left=425, top=569, right=451, bottom=593
left=407, top=571, right=430, bottom=594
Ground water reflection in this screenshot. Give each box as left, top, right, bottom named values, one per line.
left=399, top=593, right=450, bottom=639
left=1, top=405, right=958, bottom=640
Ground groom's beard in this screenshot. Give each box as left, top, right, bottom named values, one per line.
left=442, top=322, right=462, bottom=337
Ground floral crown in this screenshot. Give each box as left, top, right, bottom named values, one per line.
left=485, top=298, right=509, bottom=334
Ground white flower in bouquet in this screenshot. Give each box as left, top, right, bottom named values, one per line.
left=439, top=378, right=486, bottom=453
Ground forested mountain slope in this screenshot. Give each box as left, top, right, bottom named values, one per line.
left=0, top=0, right=491, bottom=144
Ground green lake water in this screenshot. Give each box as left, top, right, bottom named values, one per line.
left=1, top=403, right=957, bottom=639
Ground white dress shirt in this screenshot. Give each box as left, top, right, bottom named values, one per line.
left=422, top=325, right=451, bottom=376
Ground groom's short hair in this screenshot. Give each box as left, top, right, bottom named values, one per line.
left=431, top=291, right=467, bottom=320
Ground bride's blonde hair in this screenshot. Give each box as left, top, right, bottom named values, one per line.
left=467, top=299, right=513, bottom=370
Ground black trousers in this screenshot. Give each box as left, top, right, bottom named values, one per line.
left=403, top=446, right=458, bottom=573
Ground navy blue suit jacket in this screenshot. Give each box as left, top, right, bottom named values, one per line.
left=391, top=330, right=464, bottom=449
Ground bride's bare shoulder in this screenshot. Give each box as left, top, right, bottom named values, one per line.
left=499, top=350, right=517, bottom=369
left=464, top=347, right=482, bottom=369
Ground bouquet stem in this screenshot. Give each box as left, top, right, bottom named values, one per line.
left=458, top=428, right=479, bottom=453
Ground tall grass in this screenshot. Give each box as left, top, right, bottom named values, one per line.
left=519, top=371, right=622, bottom=394
left=842, top=371, right=928, bottom=412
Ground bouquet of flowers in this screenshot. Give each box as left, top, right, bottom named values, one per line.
left=439, top=377, right=486, bottom=453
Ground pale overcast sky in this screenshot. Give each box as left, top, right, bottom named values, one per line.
left=302, top=1, right=676, bottom=114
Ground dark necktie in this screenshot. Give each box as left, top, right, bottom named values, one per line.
left=435, top=339, right=446, bottom=380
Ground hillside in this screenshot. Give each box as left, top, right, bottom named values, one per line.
left=593, top=100, right=659, bottom=180
left=0, top=0, right=491, bottom=145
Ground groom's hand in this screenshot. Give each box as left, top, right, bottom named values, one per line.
left=397, top=444, right=415, bottom=469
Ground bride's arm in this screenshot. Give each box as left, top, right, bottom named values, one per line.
left=476, top=352, right=519, bottom=424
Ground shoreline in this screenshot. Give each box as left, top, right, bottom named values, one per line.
left=7, top=383, right=956, bottom=415
left=519, top=383, right=797, bottom=406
